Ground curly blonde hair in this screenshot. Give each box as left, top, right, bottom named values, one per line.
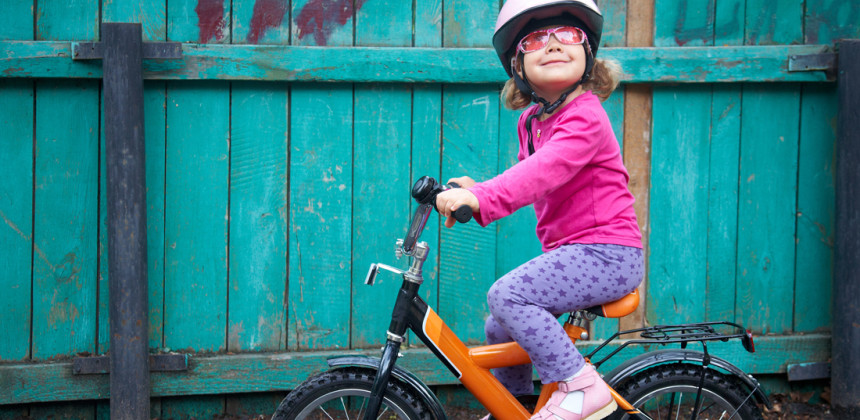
left=501, top=58, right=623, bottom=110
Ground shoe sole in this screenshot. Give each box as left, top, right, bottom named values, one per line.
left=582, top=399, right=618, bottom=420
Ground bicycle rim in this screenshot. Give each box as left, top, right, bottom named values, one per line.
left=292, top=387, right=414, bottom=420
left=624, top=385, right=743, bottom=420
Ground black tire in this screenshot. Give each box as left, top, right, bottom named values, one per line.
left=272, top=368, right=432, bottom=420
left=610, top=363, right=764, bottom=420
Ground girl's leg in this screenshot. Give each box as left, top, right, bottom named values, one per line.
left=486, top=244, right=644, bottom=384
left=485, top=315, right=535, bottom=396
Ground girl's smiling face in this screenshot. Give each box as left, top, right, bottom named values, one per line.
left=517, top=29, right=587, bottom=102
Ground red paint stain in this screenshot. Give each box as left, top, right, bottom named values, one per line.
left=296, top=0, right=366, bottom=45
left=196, top=0, right=226, bottom=43
left=247, top=0, right=288, bottom=44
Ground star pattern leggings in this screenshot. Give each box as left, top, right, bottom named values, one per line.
left=484, top=243, right=644, bottom=396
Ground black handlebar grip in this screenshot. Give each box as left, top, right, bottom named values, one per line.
left=453, top=205, right=473, bottom=223
left=444, top=182, right=472, bottom=223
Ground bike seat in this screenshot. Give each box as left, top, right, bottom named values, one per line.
left=584, top=289, right=639, bottom=318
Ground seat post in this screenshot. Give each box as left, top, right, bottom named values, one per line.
left=564, top=311, right=594, bottom=341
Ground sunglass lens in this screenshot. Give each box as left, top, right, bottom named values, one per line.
left=520, top=32, right=548, bottom=52
left=556, top=28, right=584, bottom=44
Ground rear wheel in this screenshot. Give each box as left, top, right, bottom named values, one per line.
left=273, top=368, right=432, bottom=420
left=612, top=363, right=764, bottom=420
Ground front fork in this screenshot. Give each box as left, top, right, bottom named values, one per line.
left=364, top=339, right=404, bottom=419
left=364, top=241, right=430, bottom=420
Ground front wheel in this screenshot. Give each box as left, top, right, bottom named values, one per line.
left=273, top=368, right=432, bottom=420
left=611, top=363, right=764, bottom=420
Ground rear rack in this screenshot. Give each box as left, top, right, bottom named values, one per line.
left=586, top=321, right=754, bottom=369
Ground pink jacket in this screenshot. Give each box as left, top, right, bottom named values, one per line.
left=469, top=91, right=642, bottom=252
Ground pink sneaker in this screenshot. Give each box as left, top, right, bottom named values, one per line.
left=530, top=365, right=617, bottom=420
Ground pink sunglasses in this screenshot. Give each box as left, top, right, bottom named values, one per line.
left=517, top=26, right=587, bottom=53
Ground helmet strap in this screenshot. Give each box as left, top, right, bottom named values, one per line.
left=514, top=44, right=595, bottom=156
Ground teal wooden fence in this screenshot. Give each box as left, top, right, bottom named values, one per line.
left=0, top=0, right=856, bottom=417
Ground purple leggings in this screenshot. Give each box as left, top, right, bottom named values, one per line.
left=485, top=243, right=644, bottom=396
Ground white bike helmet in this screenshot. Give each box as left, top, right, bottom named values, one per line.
left=493, top=0, right=604, bottom=155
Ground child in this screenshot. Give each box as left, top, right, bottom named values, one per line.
left=435, top=1, right=643, bottom=419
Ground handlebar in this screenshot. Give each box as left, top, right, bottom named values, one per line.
left=400, top=176, right=473, bottom=255
left=411, top=176, right=473, bottom=223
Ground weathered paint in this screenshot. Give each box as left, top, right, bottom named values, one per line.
left=246, top=0, right=288, bottom=44
left=195, top=0, right=228, bottom=43
left=293, top=0, right=365, bottom=46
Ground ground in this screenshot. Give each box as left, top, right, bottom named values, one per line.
left=442, top=392, right=835, bottom=419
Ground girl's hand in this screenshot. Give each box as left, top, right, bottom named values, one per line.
left=436, top=188, right=479, bottom=228
left=446, top=176, right=476, bottom=189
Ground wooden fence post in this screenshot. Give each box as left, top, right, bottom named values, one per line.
left=833, top=39, right=860, bottom=419
left=102, top=23, right=150, bottom=420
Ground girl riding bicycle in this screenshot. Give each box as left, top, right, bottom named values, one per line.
left=436, top=1, right=644, bottom=419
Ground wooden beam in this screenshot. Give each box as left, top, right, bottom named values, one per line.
left=0, top=42, right=834, bottom=83
left=620, top=0, right=654, bottom=333
left=0, top=334, right=830, bottom=405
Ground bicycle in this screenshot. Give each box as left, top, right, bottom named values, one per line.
left=273, top=176, right=769, bottom=420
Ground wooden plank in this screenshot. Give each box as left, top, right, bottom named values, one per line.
left=351, top=83, right=412, bottom=348
left=225, top=392, right=284, bottom=418
left=735, top=0, right=802, bottom=335
left=349, top=0, right=413, bottom=350
left=745, top=0, right=802, bottom=46
left=32, top=79, right=100, bottom=359
left=286, top=0, right=354, bottom=352
left=442, top=1, right=496, bottom=48
left=0, top=42, right=837, bottom=83
left=650, top=0, right=707, bottom=328
left=355, top=0, right=410, bottom=47
left=736, top=84, right=799, bottom=335
left=161, top=395, right=225, bottom=419
left=618, top=0, right=653, bottom=334
left=0, top=0, right=34, bottom=365
left=0, top=79, right=33, bottom=362
left=654, top=0, right=712, bottom=47
left=705, top=0, right=744, bottom=324
left=409, top=84, right=443, bottom=346
left=415, top=0, right=442, bottom=47
left=0, top=1, right=33, bottom=41
left=793, top=0, right=858, bottom=334
left=229, top=0, right=289, bottom=356
left=804, top=0, right=860, bottom=44
left=648, top=86, right=712, bottom=325
left=167, top=0, right=231, bottom=43
left=228, top=82, right=289, bottom=352
left=29, top=402, right=95, bottom=419
left=705, top=84, right=742, bottom=323
left=164, top=81, right=230, bottom=353
left=794, top=84, right=836, bottom=332
left=599, top=0, right=626, bottom=48
left=102, top=0, right=167, bottom=41
left=143, top=83, right=168, bottom=350
left=162, top=5, right=231, bottom=416
left=287, top=84, right=353, bottom=350
left=35, top=0, right=98, bottom=41
left=0, top=0, right=35, bottom=370
left=233, top=0, right=289, bottom=44
left=0, top=333, right=831, bottom=404
left=439, top=84, right=499, bottom=344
